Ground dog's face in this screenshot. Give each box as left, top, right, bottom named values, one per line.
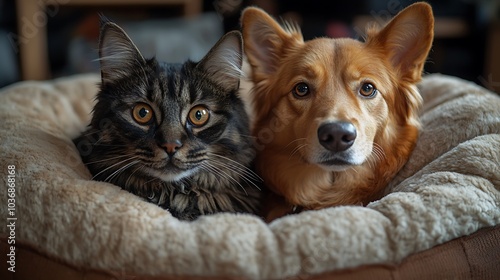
left=242, top=3, right=434, bottom=209
left=258, top=38, right=396, bottom=172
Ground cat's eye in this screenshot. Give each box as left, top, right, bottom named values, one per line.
left=292, top=82, right=310, bottom=98
left=132, top=103, right=154, bottom=124
left=188, top=105, right=210, bottom=127
left=359, top=82, right=377, bottom=98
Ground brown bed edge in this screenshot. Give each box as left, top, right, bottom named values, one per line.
left=1, top=225, right=499, bottom=280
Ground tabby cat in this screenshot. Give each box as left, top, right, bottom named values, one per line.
left=74, top=20, right=261, bottom=220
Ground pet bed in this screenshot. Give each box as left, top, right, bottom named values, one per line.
left=0, top=73, right=499, bottom=279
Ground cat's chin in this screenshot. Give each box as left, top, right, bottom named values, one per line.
left=146, top=168, right=196, bottom=183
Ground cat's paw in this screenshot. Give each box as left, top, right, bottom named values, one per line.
left=168, top=207, right=201, bottom=221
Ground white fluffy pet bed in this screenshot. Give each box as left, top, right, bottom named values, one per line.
left=0, top=73, right=499, bottom=279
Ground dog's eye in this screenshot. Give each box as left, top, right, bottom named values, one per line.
left=132, top=103, right=154, bottom=124
left=292, top=82, right=310, bottom=98
left=359, top=83, right=377, bottom=98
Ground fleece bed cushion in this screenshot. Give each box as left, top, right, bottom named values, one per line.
left=0, top=73, right=499, bottom=279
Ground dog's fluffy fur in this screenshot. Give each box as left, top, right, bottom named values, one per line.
left=241, top=3, right=434, bottom=219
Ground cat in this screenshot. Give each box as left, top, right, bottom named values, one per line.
left=73, top=19, right=261, bottom=221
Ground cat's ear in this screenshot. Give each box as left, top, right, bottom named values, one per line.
left=197, top=31, right=243, bottom=92
left=98, top=18, right=146, bottom=85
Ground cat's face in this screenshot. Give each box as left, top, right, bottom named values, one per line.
left=85, top=21, right=251, bottom=185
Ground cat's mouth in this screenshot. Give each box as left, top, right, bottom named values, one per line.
left=146, top=159, right=199, bottom=182
left=146, top=166, right=197, bottom=182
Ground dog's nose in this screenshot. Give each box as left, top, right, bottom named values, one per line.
left=317, top=122, right=356, bottom=152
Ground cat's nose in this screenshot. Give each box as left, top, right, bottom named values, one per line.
left=161, top=140, right=183, bottom=156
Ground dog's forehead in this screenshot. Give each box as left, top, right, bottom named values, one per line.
left=296, top=38, right=389, bottom=82
left=288, top=38, right=355, bottom=73
left=301, top=38, right=363, bottom=65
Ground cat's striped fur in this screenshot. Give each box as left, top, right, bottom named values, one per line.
left=74, top=20, right=261, bottom=220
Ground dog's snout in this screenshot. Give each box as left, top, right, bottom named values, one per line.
left=317, top=122, right=357, bottom=152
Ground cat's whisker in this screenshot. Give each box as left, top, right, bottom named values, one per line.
left=104, top=160, right=140, bottom=183
left=84, top=154, right=136, bottom=165
left=124, top=164, right=145, bottom=187
left=142, top=175, right=162, bottom=186
left=197, top=165, right=225, bottom=187
left=209, top=160, right=262, bottom=192
left=91, top=156, right=139, bottom=180
left=200, top=162, right=228, bottom=181
left=94, top=143, right=130, bottom=148
left=201, top=162, right=248, bottom=196
left=209, top=162, right=262, bottom=191
left=208, top=153, right=262, bottom=182
left=198, top=164, right=230, bottom=190
left=207, top=155, right=262, bottom=191
left=79, top=128, right=100, bottom=137
left=93, top=135, right=107, bottom=146
left=76, top=130, right=105, bottom=147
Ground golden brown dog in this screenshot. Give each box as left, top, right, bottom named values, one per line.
left=241, top=3, right=434, bottom=220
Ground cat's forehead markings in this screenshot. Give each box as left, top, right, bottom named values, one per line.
left=147, top=77, right=163, bottom=103
left=167, top=68, right=191, bottom=103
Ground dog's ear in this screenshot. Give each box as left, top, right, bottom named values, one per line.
left=367, top=2, right=434, bottom=83
left=241, top=7, right=303, bottom=79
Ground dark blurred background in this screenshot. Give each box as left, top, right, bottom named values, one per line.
left=1, top=0, right=499, bottom=92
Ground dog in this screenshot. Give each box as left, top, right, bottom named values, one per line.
left=241, top=2, right=434, bottom=220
